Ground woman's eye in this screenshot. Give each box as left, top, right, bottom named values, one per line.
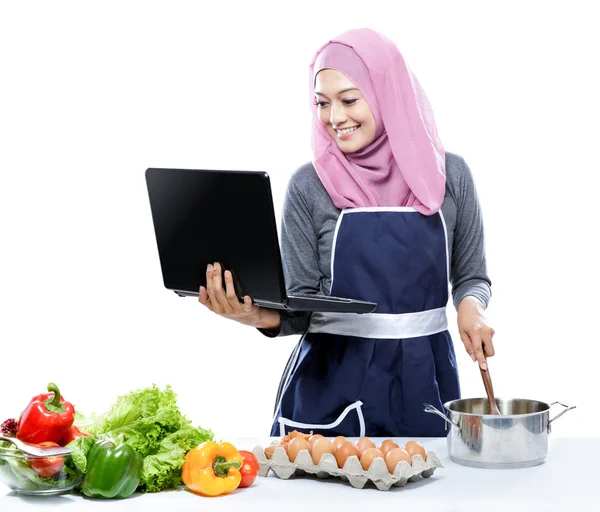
left=316, top=101, right=329, bottom=108
left=342, top=99, right=357, bottom=105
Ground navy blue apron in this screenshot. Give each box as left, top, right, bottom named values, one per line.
left=271, top=207, right=460, bottom=438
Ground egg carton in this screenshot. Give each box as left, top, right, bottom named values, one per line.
left=251, top=442, right=443, bottom=491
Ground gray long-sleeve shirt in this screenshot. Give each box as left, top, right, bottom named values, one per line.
left=261, top=151, right=492, bottom=337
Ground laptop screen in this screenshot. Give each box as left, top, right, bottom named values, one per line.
left=145, top=168, right=287, bottom=303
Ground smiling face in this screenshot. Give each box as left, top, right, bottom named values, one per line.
left=314, top=69, right=377, bottom=153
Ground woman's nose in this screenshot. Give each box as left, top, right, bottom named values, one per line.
left=330, top=103, right=347, bottom=126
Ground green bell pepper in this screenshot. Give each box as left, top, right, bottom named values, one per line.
left=81, top=438, right=142, bottom=499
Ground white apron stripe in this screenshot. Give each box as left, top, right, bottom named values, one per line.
left=307, top=307, right=448, bottom=339
left=278, top=401, right=366, bottom=438
left=272, top=334, right=304, bottom=424
left=438, top=209, right=451, bottom=287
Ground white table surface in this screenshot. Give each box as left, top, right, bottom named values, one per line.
left=1, top=436, right=599, bottom=512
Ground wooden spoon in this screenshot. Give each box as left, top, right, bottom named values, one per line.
left=479, top=359, right=501, bottom=415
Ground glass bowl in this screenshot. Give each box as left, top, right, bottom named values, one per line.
left=0, top=445, right=82, bottom=495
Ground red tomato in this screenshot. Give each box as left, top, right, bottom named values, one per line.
left=238, top=450, right=260, bottom=488
left=29, top=442, right=64, bottom=478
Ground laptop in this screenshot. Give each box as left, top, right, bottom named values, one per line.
left=144, top=167, right=377, bottom=313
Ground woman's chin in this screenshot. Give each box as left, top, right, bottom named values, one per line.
left=336, top=140, right=363, bottom=153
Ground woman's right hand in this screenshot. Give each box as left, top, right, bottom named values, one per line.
left=198, top=262, right=281, bottom=331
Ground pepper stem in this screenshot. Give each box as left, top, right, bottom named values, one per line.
left=43, top=383, right=65, bottom=414
left=212, top=456, right=241, bottom=478
left=48, top=383, right=61, bottom=407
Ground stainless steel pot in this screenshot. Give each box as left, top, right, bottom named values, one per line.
left=423, top=398, right=576, bottom=469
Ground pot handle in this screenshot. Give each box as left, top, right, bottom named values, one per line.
left=423, top=403, right=461, bottom=430
left=548, top=401, right=576, bottom=425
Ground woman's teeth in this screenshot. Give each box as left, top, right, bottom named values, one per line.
left=337, top=126, right=359, bottom=135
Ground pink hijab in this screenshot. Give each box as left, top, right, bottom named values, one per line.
left=309, top=28, right=446, bottom=215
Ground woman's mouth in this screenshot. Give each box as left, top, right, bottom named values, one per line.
left=336, top=125, right=360, bottom=140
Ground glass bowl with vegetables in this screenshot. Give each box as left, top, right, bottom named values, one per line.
left=0, top=382, right=85, bottom=495
left=0, top=443, right=83, bottom=495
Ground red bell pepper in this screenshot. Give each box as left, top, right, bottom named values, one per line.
left=59, top=425, right=90, bottom=446
left=16, top=383, right=75, bottom=444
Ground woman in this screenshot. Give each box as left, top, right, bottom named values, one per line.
left=198, top=28, right=495, bottom=438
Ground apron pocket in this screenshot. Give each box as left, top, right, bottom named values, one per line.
left=277, top=400, right=366, bottom=438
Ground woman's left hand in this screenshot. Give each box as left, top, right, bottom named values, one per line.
left=457, top=296, right=495, bottom=370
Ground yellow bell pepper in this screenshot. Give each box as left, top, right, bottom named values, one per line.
left=182, top=441, right=242, bottom=497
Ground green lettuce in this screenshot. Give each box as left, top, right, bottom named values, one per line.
left=87, top=384, right=184, bottom=457
left=140, top=425, right=213, bottom=492
left=73, top=384, right=213, bottom=493
left=68, top=435, right=96, bottom=473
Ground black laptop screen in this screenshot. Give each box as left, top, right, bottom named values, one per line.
left=145, top=168, right=287, bottom=303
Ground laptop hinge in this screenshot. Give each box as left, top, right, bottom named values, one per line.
left=252, top=299, right=290, bottom=311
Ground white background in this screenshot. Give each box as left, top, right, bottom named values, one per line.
left=0, top=0, right=597, bottom=442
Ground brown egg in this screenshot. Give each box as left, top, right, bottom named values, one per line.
left=289, top=430, right=311, bottom=440
left=287, top=437, right=311, bottom=462
left=282, top=434, right=291, bottom=443
left=359, top=447, right=384, bottom=470
left=264, top=444, right=286, bottom=459
left=385, top=447, right=412, bottom=473
left=334, top=441, right=361, bottom=469
left=356, top=436, right=376, bottom=454
left=378, top=439, right=400, bottom=457
left=332, top=435, right=348, bottom=452
left=264, top=445, right=276, bottom=459
left=311, top=437, right=335, bottom=465
left=404, top=441, right=427, bottom=461
left=308, top=434, right=324, bottom=450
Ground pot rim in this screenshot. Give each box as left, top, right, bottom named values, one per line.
left=443, top=396, right=552, bottom=419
